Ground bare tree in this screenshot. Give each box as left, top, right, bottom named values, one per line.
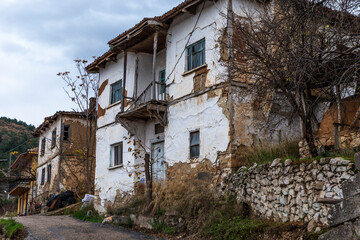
left=58, top=59, right=99, bottom=193
left=228, top=0, right=360, bottom=156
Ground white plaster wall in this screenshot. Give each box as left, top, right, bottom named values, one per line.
left=165, top=89, right=230, bottom=165
left=94, top=123, right=140, bottom=212
left=165, top=0, right=228, bottom=100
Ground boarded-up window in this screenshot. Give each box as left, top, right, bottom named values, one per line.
left=190, top=131, right=200, bottom=158
left=41, top=138, right=46, bottom=156
left=51, top=128, right=56, bottom=149
left=155, top=123, right=164, bottom=134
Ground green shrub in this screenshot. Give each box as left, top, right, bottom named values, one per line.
left=72, top=204, right=104, bottom=223
left=0, top=218, right=25, bottom=239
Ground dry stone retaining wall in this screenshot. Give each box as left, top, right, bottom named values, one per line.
left=220, top=157, right=356, bottom=226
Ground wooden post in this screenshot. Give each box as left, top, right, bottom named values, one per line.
left=334, top=123, right=340, bottom=150
left=152, top=32, right=158, bottom=100
left=133, top=57, right=139, bottom=100
left=336, top=84, right=342, bottom=127
left=121, top=50, right=127, bottom=112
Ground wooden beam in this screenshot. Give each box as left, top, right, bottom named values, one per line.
left=152, top=32, right=158, bottom=100
left=134, top=57, right=139, bottom=100
left=121, top=51, right=127, bottom=112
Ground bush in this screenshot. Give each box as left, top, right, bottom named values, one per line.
left=0, top=218, right=25, bottom=239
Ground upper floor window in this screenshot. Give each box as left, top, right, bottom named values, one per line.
left=187, top=39, right=205, bottom=71
left=190, top=130, right=200, bottom=158
left=63, top=125, right=71, bottom=141
left=111, top=80, right=122, bottom=104
left=41, top=168, right=45, bottom=185
left=47, top=164, right=51, bottom=183
left=159, top=70, right=166, bottom=94
left=111, top=142, right=123, bottom=167
left=51, top=128, right=56, bottom=149
left=40, top=138, right=46, bottom=156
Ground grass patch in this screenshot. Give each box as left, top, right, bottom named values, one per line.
left=202, top=217, right=271, bottom=240
left=72, top=204, right=104, bottom=223
left=243, top=141, right=300, bottom=166
left=0, top=218, right=25, bottom=239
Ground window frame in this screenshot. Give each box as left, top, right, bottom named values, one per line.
left=40, top=138, right=46, bottom=156
left=110, top=80, right=122, bottom=105
left=47, top=164, right=51, bottom=183
left=155, top=123, right=164, bottom=135
left=186, top=39, right=206, bottom=71
left=41, top=168, right=45, bottom=185
left=63, top=125, right=71, bottom=142
left=51, top=128, right=56, bottom=149
left=190, top=130, right=200, bottom=159
left=159, top=70, right=166, bottom=94
left=110, top=142, right=123, bottom=168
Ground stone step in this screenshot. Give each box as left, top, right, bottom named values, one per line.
left=342, top=173, right=360, bottom=199
left=328, top=195, right=360, bottom=227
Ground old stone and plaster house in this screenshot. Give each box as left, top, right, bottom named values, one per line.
left=32, top=111, right=96, bottom=204
left=8, top=148, right=38, bottom=215
left=87, top=0, right=301, bottom=212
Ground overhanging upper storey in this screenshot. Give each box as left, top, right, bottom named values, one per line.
left=87, top=18, right=168, bottom=73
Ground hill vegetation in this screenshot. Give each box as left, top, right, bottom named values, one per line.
left=0, top=117, right=38, bottom=174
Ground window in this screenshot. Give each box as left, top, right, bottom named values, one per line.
left=63, top=125, right=70, bottom=141
left=47, top=164, right=51, bottom=183
left=159, top=70, right=166, bottom=94
left=40, top=138, right=46, bottom=156
left=190, top=131, right=200, bottom=158
left=111, top=80, right=122, bottom=104
left=41, top=168, right=45, bottom=185
left=51, top=128, right=56, bottom=149
left=111, top=142, right=123, bottom=167
left=187, top=39, right=205, bottom=71
left=155, top=123, right=164, bottom=134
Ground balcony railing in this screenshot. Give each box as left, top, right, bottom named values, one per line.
left=132, top=81, right=167, bottom=109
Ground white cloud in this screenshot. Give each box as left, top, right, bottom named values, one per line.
left=0, top=0, right=184, bottom=126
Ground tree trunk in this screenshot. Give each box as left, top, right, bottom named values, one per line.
left=302, top=116, right=318, bottom=157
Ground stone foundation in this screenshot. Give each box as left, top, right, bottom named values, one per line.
left=220, top=157, right=356, bottom=226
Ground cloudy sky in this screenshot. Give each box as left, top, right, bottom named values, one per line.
left=0, top=0, right=183, bottom=126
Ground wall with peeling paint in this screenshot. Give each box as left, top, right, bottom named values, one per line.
left=93, top=0, right=284, bottom=212
left=35, top=114, right=95, bottom=203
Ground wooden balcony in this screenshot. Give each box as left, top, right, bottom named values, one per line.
left=116, top=81, right=167, bottom=127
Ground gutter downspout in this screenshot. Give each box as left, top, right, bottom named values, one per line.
left=57, top=115, right=63, bottom=193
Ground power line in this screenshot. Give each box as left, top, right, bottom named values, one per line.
left=0, top=139, right=35, bottom=157
left=166, top=0, right=207, bottom=85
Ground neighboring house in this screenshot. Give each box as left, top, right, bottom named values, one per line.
left=8, top=148, right=38, bottom=215
left=87, top=0, right=301, bottom=212
left=32, top=111, right=96, bottom=204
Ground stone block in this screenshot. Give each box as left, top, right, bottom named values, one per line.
left=328, top=195, right=360, bottom=227
left=342, top=173, right=360, bottom=199
left=318, top=222, right=355, bottom=240
left=355, top=152, right=360, bottom=170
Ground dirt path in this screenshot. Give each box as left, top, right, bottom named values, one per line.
left=14, top=215, right=157, bottom=240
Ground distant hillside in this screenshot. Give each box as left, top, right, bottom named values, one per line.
left=0, top=117, right=38, bottom=170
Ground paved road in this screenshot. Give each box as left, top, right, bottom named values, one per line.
left=15, top=215, right=156, bottom=240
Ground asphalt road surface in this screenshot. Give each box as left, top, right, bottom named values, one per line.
left=15, top=215, right=157, bottom=240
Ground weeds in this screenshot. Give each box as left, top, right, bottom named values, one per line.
left=0, top=218, right=25, bottom=239
left=72, top=204, right=104, bottom=223
left=242, top=141, right=300, bottom=166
